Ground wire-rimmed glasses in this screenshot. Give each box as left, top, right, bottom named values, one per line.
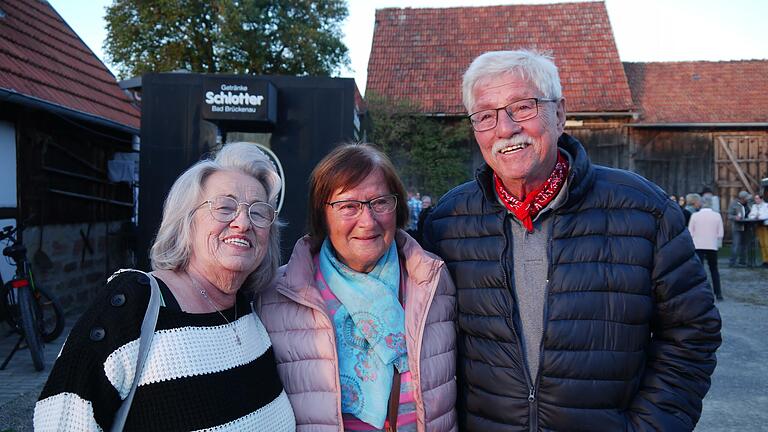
left=327, top=194, right=398, bottom=219
left=468, top=97, right=558, bottom=132
left=199, top=196, right=278, bottom=228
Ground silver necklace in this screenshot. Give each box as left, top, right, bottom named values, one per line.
left=188, top=274, right=241, bottom=345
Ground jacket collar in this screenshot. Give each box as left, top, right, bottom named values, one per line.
left=277, top=236, right=324, bottom=308
left=395, top=230, right=442, bottom=286
left=475, top=133, right=595, bottom=211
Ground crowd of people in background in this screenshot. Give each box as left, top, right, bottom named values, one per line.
left=670, top=188, right=768, bottom=301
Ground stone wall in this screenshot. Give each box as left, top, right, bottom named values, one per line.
left=19, top=221, right=135, bottom=312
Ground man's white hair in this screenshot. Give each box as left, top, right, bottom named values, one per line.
left=462, top=49, right=563, bottom=113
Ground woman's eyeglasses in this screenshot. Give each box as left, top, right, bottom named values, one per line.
left=326, top=194, right=398, bottom=219
left=198, top=196, right=278, bottom=228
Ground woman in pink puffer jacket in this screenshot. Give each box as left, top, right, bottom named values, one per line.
left=258, top=144, right=457, bottom=432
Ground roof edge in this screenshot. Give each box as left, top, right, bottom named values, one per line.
left=1, top=88, right=139, bottom=135
left=569, top=111, right=638, bottom=117
left=629, top=122, right=768, bottom=128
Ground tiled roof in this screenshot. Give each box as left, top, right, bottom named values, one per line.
left=624, top=60, right=768, bottom=124
left=0, top=0, right=139, bottom=130
left=366, top=1, right=634, bottom=116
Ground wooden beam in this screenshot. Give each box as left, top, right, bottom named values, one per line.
left=46, top=141, right=105, bottom=174
left=717, top=136, right=755, bottom=195
left=48, top=189, right=133, bottom=207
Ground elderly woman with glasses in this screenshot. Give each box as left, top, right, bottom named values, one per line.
left=35, top=143, right=295, bottom=431
left=259, top=143, right=457, bottom=432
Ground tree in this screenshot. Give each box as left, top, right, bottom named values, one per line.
left=365, top=93, right=472, bottom=199
left=104, top=0, right=349, bottom=79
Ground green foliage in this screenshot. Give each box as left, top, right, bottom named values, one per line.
left=104, top=0, right=349, bottom=79
left=365, top=93, right=473, bottom=199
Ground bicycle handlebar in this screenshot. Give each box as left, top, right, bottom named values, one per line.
left=0, top=225, right=17, bottom=242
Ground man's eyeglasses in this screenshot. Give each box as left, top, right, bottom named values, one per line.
left=198, top=196, right=278, bottom=228
left=468, top=98, right=558, bottom=132
left=327, top=194, right=398, bottom=219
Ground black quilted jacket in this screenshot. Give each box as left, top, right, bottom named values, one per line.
left=422, top=134, right=722, bottom=432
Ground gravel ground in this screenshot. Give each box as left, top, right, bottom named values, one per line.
left=695, top=261, right=768, bottom=431
left=1, top=260, right=765, bottom=432
left=0, top=392, right=36, bottom=432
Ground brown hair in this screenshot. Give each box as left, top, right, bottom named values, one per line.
left=308, top=143, right=409, bottom=253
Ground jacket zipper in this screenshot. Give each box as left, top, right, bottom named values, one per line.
left=500, top=215, right=538, bottom=431
left=528, top=224, right=556, bottom=432
left=528, top=384, right=537, bottom=432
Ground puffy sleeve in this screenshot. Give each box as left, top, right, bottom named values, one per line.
left=626, top=201, right=722, bottom=431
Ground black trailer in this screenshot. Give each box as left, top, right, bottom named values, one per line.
left=138, top=73, right=360, bottom=266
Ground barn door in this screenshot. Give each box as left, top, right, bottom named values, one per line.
left=715, top=134, right=768, bottom=211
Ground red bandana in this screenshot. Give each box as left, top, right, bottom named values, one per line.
left=494, top=152, right=569, bottom=233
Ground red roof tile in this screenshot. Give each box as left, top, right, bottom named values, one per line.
left=366, top=2, right=634, bottom=116
left=0, top=0, right=139, bottom=130
left=624, top=60, right=768, bottom=124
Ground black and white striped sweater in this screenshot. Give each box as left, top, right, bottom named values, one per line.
left=35, top=271, right=295, bottom=431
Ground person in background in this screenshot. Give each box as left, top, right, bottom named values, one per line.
left=747, top=193, right=768, bottom=267
left=672, top=194, right=692, bottom=225
left=701, top=187, right=720, bottom=213
left=406, top=189, right=422, bottom=234
left=415, top=194, right=433, bottom=245
left=686, top=193, right=703, bottom=226
left=259, top=144, right=457, bottom=431
left=689, top=195, right=724, bottom=300
left=422, top=49, right=721, bottom=431
left=728, top=191, right=752, bottom=267
left=685, top=193, right=701, bottom=215
left=35, top=143, right=294, bottom=431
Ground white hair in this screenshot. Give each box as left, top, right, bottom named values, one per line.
left=462, top=49, right=563, bottom=113
left=149, top=142, right=283, bottom=293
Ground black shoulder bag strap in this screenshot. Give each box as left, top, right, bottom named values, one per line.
left=110, top=271, right=162, bottom=432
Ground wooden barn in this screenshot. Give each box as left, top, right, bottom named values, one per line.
left=0, top=0, right=140, bottom=310
left=624, top=60, right=768, bottom=204
left=365, top=2, right=768, bottom=212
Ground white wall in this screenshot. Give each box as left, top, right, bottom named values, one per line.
left=0, top=121, right=16, bottom=208
left=0, top=121, right=17, bottom=283
left=0, top=218, right=16, bottom=283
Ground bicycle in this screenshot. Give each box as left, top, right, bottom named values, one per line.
left=0, top=224, right=65, bottom=371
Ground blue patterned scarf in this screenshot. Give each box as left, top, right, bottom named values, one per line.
left=319, top=238, right=408, bottom=428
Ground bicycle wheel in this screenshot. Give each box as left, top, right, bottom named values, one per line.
left=18, top=285, right=45, bottom=371
left=35, top=286, right=65, bottom=342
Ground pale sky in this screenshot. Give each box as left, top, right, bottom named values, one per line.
left=49, top=0, right=768, bottom=94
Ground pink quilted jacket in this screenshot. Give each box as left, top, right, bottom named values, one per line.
left=258, top=231, right=457, bottom=432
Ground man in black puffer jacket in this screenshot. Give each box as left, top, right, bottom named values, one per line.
left=422, top=50, right=721, bottom=431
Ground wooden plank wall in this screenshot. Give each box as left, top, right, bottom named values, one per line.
left=715, top=132, right=768, bottom=242
left=628, top=129, right=715, bottom=197
left=567, top=124, right=629, bottom=170
left=715, top=133, right=768, bottom=204
left=16, top=108, right=135, bottom=225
